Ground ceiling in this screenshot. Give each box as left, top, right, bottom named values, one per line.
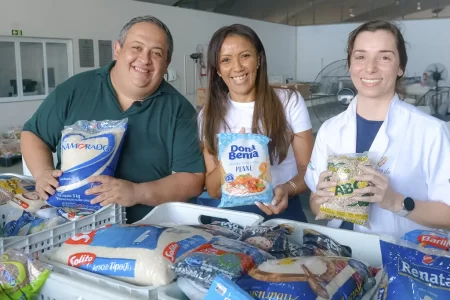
left=136, top=0, right=450, bottom=25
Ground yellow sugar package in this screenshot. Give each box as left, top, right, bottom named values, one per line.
left=316, top=150, right=375, bottom=228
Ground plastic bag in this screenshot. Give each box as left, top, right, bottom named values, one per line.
left=401, top=229, right=449, bottom=252
left=10, top=192, right=49, bottom=213
left=50, top=224, right=213, bottom=286
left=316, top=150, right=375, bottom=228
left=47, top=119, right=128, bottom=211
left=217, top=133, right=273, bottom=207
left=172, top=236, right=274, bottom=289
left=238, top=224, right=293, bottom=259
left=56, top=207, right=94, bottom=221
left=0, top=178, right=29, bottom=205
left=0, top=249, right=52, bottom=299
left=380, top=237, right=450, bottom=300
left=3, top=205, right=35, bottom=237
left=288, top=229, right=353, bottom=258
left=190, top=221, right=245, bottom=240
left=237, top=256, right=376, bottom=300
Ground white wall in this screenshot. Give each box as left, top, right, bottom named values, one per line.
left=0, top=0, right=296, bottom=130
left=296, top=18, right=450, bottom=86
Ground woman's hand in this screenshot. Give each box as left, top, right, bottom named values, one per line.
left=255, top=184, right=289, bottom=215
left=313, top=171, right=337, bottom=205
left=353, top=165, right=404, bottom=212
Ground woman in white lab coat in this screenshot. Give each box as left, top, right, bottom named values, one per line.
left=305, top=20, right=450, bottom=238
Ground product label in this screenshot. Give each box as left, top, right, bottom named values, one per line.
left=380, top=240, right=450, bottom=299
left=330, top=179, right=368, bottom=197
left=320, top=207, right=369, bottom=225
left=47, top=119, right=128, bottom=211
left=163, top=235, right=208, bottom=263
left=68, top=252, right=136, bottom=278
left=218, top=133, right=273, bottom=207
left=66, top=225, right=167, bottom=249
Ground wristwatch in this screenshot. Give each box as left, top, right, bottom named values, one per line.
left=396, top=197, right=415, bottom=217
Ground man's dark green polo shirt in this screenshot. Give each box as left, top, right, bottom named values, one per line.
left=23, top=61, right=205, bottom=223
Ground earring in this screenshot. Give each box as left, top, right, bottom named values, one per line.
left=217, top=72, right=222, bottom=77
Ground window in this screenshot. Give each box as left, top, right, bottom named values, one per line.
left=0, top=37, right=73, bottom=103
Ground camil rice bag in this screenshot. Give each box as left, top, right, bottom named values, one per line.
left=49, top=224, right=214, bottom=286
left=217, top=133, right=273, bottom=207
left=316, top=151, right=375, bottom=228
left=47, top=119, right=128, bottom=211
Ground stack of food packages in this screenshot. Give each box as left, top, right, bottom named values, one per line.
left=42, top=220, right=449, bottom=299
left=0, top=176, right=95, bottom=238
left=0, top=126, right=22, bottom=159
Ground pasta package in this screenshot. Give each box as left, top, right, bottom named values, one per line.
left=316, top=151, right=375, bottom=228
left=217, top=133, right=273, bottom=208
left=47, top=119, right=128, bottom=211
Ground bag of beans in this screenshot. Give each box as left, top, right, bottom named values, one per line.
left=316, top=150, right=375, bottom=228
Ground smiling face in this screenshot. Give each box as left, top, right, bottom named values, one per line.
left=113, top=22, right=169, bottom=99
left=218, top=35, right=259, bottom=102
left=349, top=30, right=404, bottom=101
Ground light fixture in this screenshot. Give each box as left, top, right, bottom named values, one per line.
left=396, top=0, right=400, bottom=5
left=417, top=2, right=421, bottom=10
left=349, top=8, right=355, bottom=18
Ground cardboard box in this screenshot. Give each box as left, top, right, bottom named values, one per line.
left=196, top=88, right=207, bottom=111
left=271, top=83, right=311, bottom=99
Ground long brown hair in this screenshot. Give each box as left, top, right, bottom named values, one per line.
left=201, top=24, right=292, bottom=165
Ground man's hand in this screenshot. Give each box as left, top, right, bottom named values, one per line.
left=34, top=169, right=62, bottom=200
left=86, top=175, right=139, bottom=207
left=255, top=184, right=289, bottom=215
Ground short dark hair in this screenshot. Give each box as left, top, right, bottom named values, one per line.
left=347, top=20, right=408, bottom=80
left=118, top=15, right=173, bottom=62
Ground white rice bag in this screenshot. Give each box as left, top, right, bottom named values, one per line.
left=47, top=119, right=128, bottom=211
left=217, top=133, right=273, bottom=207
left=10, top=192, right=49, bottom=213
left=49, top=224, right=213, bottom=286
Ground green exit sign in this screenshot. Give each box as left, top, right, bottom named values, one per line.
left=11, top=29, right=23, bottom=36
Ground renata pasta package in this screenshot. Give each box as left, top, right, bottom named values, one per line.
left=217, top=133, right=273, bottom=208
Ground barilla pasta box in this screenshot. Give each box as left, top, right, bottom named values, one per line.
left=205, top=274, right=254, bottom=300
left=380, top=239, right=450, bottom=300
left=217, top=133, right=273, bottom=208
left=47, top=119, right=128, bottom=211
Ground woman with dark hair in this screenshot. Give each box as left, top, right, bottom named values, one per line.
left=199, top=24, right=314, bottom=221
left=306, top=20, right=450, bottom=237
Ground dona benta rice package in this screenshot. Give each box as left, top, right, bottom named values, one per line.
left=217, top=133, right=273, bottom=208
left=47, top=119, right=128, bottom=211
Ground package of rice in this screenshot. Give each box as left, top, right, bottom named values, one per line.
left=49, top=224, right=213, bottom=286
left=217, top=133, right=273, bottom=208
left=47, top=119, right=128, bottom=211
left=316, top=151, right=375, bottom=228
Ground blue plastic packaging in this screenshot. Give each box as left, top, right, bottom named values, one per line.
left=217, top=133, right=273, bottom=208
left=402, top=229, right=449, bottom=252
left=47, top=119, right=128, bottom=211
left=205, top=274, right=255, bottom=300
left=380, top=239, right=450, bottom=300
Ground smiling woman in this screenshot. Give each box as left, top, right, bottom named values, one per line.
left=198, top=24, right=314, bottom=222
left=305, top=20, right=450, bottom=238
